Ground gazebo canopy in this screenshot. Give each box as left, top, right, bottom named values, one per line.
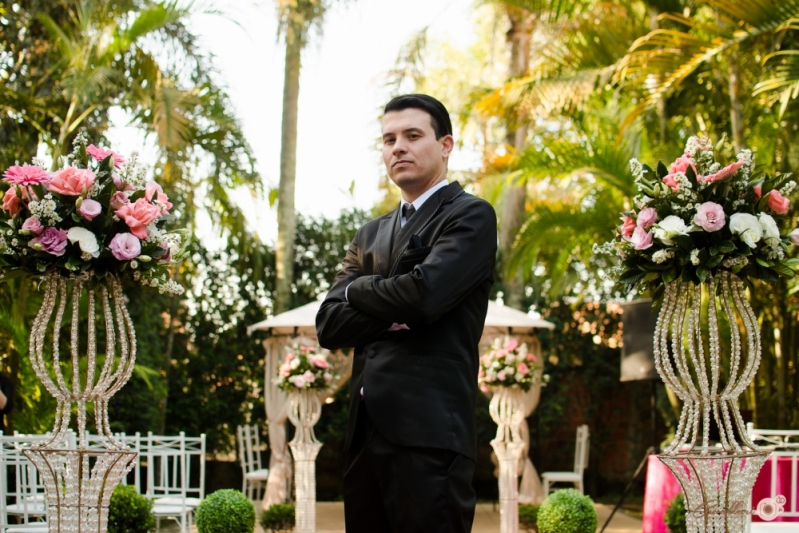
left=247, top=299, right=555, bottom=337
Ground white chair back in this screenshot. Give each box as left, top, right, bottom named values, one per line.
left=747, top=422, right=799, bottom=449
left=144, top=432, right=205, bottom=501
left=0, top=436, right=48, bottom=529
left=573, top=424, right=590, bottom=473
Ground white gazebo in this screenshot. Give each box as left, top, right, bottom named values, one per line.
left=248, top=299, right=555, bottom=510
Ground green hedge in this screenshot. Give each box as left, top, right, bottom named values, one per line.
left=537, top=489, right=597, bottom=533
left=261, top=503, right=295, bottom=533
left=196, top=489, right=255, bottom=533
left=519, top=503, right=540, bottom=531
left=664, top=493, right=687, bottom=533
left=107, top=485, right=155, bottom=533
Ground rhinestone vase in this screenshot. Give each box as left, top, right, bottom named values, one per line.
left=24, top=273, right=138, bottom=533
left=654, top=271, right=769, bottom=532
left=489, top=387, right=525, bottom=533
left=287, top=389, right=322, bottom=533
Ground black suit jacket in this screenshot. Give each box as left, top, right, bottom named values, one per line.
left=316, top=182, right=497, bottom=459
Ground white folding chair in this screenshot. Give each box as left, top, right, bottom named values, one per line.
left=541, top=424, right=590, bottom=495
left=0, top=436, right=48, bottom=533
left=144, top=432, right=206, bottom=533
left=237, top=424, right=269, bottom=501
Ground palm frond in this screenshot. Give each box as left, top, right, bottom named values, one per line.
left=754, top=50, right=799, bottom=117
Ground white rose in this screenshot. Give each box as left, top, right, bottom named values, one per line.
left=653, top=216, right=692, bottom=245
left=730, top=213, right=762, bottom=248
left=67, top=227, right=100, bottom=258
left=758, top=213, right=780, bottom=244
left=290, top=358, right=300, bottom=369
left=790, top=228, right=799, bottom=245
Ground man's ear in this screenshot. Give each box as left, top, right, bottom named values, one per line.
left=441, top=135, right=455, bottom=159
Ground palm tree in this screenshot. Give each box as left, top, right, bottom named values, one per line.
left=272, top=0, right=338, bottom=314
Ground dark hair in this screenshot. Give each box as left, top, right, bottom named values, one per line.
left=384, top=94, right=453, bottom=139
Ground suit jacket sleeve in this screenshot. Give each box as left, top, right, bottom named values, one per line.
left=346, top=201, right=497, bottom=325
left=316, top=228, right=393, bottom=350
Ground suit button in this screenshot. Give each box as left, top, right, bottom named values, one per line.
left=367, top=350, right=376, bottom=358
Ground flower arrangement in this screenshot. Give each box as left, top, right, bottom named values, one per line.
left=478, top=336, right=541, bottom=393
left=0, top=132, right=185, bottom=293
left=596, top=136, right=799, bottom=297
left=275, top=344, right=333, bottom=391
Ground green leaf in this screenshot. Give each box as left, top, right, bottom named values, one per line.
left=706, top=255, right=723, bottom=268
left=783, top=258, right=799, bottom=269
left=662, top=268, right=677, bottom=284
left=710, top=246, right=720, bottom=256
left=674, top=235, right=694, bottom=252
left=657, top=161, right=668, bottom=179
left=697, top=266, right=709, bottom=283
left=772, top=263, right=794, bottom=278
left=756, top=257, right=773, bottom=268
left=268, top=187, right=279, bottom=208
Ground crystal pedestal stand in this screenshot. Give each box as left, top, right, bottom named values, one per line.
left=654, top=272, right=769, bottom=533
left=489, top=387, right=525, bottom=533
left=287, top=389, right=323, bottom=533
left=24, top=273, right=138, bottom=533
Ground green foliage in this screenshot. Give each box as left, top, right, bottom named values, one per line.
left=664, top=493, right=687, bottom=533
left=196, top=489, right=255, bottom=533
left=260, top=503, right=295, bottom=533
left=519, top=503, right=540, bottom=531
left=537, top=489, right=597, bottom=533
left=107, top=484, right=155, bottom=533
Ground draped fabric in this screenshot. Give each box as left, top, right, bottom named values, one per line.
left=261, top=335, right=354, bottom=509
left=262, top=337, right=292, bottom=509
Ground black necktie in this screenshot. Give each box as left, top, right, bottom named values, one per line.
left=402, top=204, right=416, bottom=221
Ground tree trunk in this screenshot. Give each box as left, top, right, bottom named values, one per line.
left=651, top=7, right=668, bottom=146
left=499, top=7, right=534, bottom=310
left=728, top=50, right=744, bottom=152
left=275, top=25, right=303, bottom=315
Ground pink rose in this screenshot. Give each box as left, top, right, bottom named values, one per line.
left=693, top=202, right=726, bottom=232
left=663, top=154, right=697, bottom=190
left=110, top=191, right=129, bottom=210
left=701, top=161, right=744, bottom=183
left=291, top=376, right=306, bottom=388
left=30, top=227, right=68, bottom=256
left=115, top=198, right=162, bottom=239
left=145, top=181, right=173, bottom=214
left=47, top=167, right=96, bottom=196
left=526, top=353, right=536, bottom=363
left=21, top=217, right=43, bottom=235
left=108, top=232, right=141, bottom=260
left=3, top=164, right=51, bottom=186
left=2, top=188, right=23, bottom=217
left=86, top=144, right=124, bottom=169
left=302, top=370, right=315, bottom=383
left=286, top=352, right=296, bottom=361
left=112, top=174, right=134, bottom=191
left=504, top=339, right=519, bottom=352
left=620, top=216, right=636, bottom=237
left=790, top=229, right=799, bottom=245
left=754, top=184, right=762, bottom=200
left=279, top=364, right=291, bottom=378
left=516, top=362, right=530, bottom=375
left=479, top=383, right=490, bottom=393
left=637, top=207, right=658, bottom=229
left=78, top=198, right=102, bottom=220
left=497, top=370, right=506, bottom=381
left=630, top=227, right=653, bottom=250
left=311, top=357, right=329, bottom=369
left=766, top=190, right=790, bottom=214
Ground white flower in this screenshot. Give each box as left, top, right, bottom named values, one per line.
left=290, top=358, right=300, bottom=369
left=66, top=227, right=100, bottom=258
left=690, top=249, right=701, bottom=265
left=652, top=250, right=674, bottom=264
left=729, top=213, right=762, bottom=248
left=789, top=228, right=799, bottom=245
left=758, top=213, right=780, bottom=244
left=653, top=216, right=692, bottom=245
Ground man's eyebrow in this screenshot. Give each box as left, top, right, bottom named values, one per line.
left=382, top=127, right=424, bottom=138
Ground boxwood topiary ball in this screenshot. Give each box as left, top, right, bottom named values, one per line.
left=196, top=489, right=256, bottom=533
left=537, top=489, right=597, bottom=533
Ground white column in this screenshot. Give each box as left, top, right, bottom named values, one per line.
left=489, top=387, right=526, bottom=533
left=287, top=390, right=323, bottom=533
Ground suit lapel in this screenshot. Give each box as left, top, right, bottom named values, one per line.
left=388, top=182, right=465, bottom=271
left=374, top=207, right=399, bottom=278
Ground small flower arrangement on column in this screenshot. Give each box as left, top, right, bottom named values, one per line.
left=275, top=344, right=333, bottom=391
left=478, top=336, right=541, bottom=394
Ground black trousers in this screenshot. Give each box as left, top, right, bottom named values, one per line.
left=343, top=404, right=476, bottom=533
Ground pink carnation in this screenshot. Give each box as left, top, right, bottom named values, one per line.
left=47, top=167, right=96, bottom=196
left=86, top=144, right=124, bottom=169
left=701, top=161, right=744, bottom=183
left=78, top=199, right=102, bottom=220
left=637, top=207, right=658, bottom=229
left=3, top=164, right=51, bottom=186
left=21, top=217, right=43, bottom=235
left=30, top=227, right=68, bottom=256
left=663, top=154, right=696, bottom=191
left=620, top=216, right=636, bottom=237
left=693, top=202, right=726, bottom=232
left=630, top=227, right=653, bottom=250
left=108, top=232, right=141, bottom=261
left=115, top=198, right=162, bottom=239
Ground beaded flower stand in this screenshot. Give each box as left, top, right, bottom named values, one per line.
left=287, top=389, right=322, bottom=533
left=24, top=272, right=137, bottom=533
left=654, top=271, right=769, bottom=533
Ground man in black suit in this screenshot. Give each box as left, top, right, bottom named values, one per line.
left=316, top=94, right=497, bottom=533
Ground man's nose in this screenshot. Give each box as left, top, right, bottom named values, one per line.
left=392, top=138, right=408, bottom=155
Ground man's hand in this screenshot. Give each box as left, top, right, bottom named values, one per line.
left=388, top=323, right=410, bottom=332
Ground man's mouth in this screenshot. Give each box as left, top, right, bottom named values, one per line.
left=393, top=160, right=412, bottom=167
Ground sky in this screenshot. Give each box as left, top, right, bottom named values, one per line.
left=108, top=0, right=478, bottom=244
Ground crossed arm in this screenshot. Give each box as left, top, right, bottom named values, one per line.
left=316, top=202, right=497, bottom=349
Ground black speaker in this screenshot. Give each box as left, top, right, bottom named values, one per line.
left=620, top=299, right=659, bottom=382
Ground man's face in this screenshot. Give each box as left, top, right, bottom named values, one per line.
left=381, top=108, right=453, bottom=197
